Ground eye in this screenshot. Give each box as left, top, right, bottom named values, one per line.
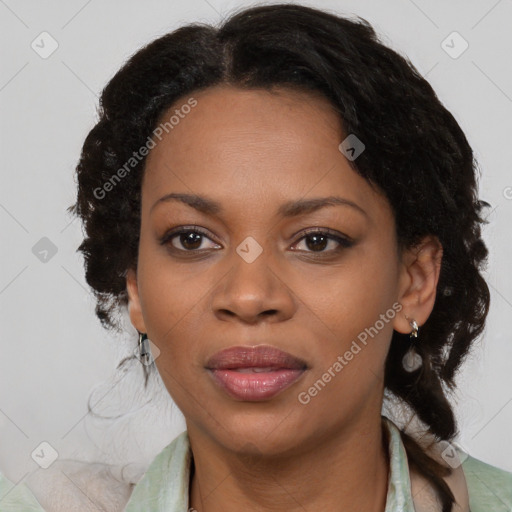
left=291, top=228, right=353, bottom=253
left=160, top=226, right=353, bottom=255
left=160, top=227, right=221, bottom=252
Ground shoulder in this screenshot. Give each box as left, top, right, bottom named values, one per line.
left=131, top=430, right=189, bottom=483
left=0, top=471, right=44, bottom=511
left=461, top=452, right=512, bottom=511
left=124, top=431, right=191, bottom=511
left=24, top=460, right=136, bottom=512
left=386, top=416, right=511, bottom=512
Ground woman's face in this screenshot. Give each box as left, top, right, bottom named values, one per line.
left=127, top=84, right=425, bottom=455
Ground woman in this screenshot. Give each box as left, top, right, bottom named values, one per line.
left=69, top=4, right=512, bottom=511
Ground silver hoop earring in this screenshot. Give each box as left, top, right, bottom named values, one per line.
left=402, top=319, right=422, bottom=372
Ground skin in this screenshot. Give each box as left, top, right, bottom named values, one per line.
left=126, top=84, right=443, bottom=512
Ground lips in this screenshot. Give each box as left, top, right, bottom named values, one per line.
left=205, top=345, right=307, bottom=401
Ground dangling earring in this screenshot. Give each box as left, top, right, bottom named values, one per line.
left=402, top=319, right=422, bottom=372
left=137, top=331, right=150, bottom=365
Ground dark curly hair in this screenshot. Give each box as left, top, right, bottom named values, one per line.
left=68, top=4, right=490, bottom=510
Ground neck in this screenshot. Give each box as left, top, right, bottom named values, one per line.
left=188, top=415, right=390, bottom=512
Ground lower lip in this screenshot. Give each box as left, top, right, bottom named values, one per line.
left=208, top=368, right=305, bottom=401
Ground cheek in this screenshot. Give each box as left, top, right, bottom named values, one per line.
left=136, top=241, right=211, bottom=362
left=293, top=261, right=398, bottom=429
left=137, top=256, right=209, bottom=407
left=138, top=230, right=197, bottom=313
left=291, top=251, right=400, bottom=417
left=296, top=245, right=399, bottom=345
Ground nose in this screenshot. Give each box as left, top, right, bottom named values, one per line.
left=210, top=247, right=296, bottom=325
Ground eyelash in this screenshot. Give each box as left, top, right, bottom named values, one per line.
left=159, top=226, right=354, bottom=256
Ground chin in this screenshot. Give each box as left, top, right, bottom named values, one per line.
left=202, top=404, right=312, bottom=455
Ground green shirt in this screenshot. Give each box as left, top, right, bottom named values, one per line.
left=1, top=417, right=510, bottom=511
left=124, top=416, right=512, bottom=512
left=0, top=472, right=44, bottom=511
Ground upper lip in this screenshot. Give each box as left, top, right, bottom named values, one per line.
left=205, top=345, right=308, bottom=370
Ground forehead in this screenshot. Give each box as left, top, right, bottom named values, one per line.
left=141, top=85, right=386, bottom=220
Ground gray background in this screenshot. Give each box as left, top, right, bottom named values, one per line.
left=1, top=0, right=511, bottom=485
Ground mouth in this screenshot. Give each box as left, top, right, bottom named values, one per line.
left=205, top=345, right=308, bottom=401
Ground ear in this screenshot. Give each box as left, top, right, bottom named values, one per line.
left=393, top=235, right=443, bottom=335
left=126, top=268, right=147, bottom=333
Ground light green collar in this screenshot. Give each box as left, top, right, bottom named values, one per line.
left=125, top=416, right=417, bottom=511
left=383, top=416, right=416, bottom=512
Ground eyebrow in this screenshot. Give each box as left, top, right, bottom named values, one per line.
left=150, top=193, right=368, bottom=218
